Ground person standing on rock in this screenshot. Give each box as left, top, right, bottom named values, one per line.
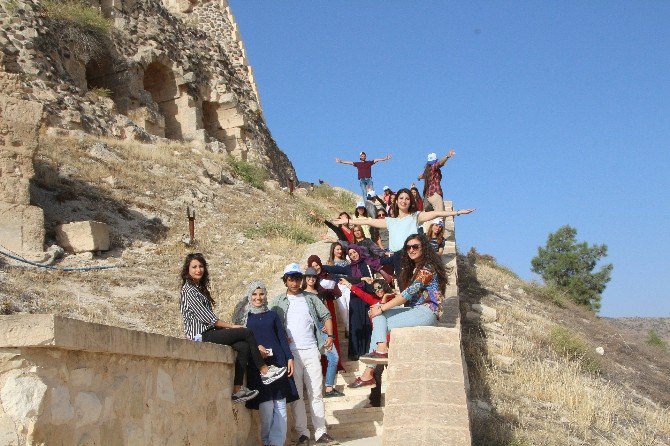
left=335, top=151, right=391, bottom=199
left=178, top=253, right=287, bottom=404
left=418, top=149, right=455, bottom=213
left=269, top=263, right=339, bottom=446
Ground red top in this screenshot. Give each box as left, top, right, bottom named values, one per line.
left=426, top=163, right=443, bottom=197
left=350, top=284, right=382, bottom=306
left=353, top=161, right=374, bottom=179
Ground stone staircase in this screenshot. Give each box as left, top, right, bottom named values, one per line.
left=323, top=333, right=386, bottom=443
left=296, top=200, right=471, bottom=445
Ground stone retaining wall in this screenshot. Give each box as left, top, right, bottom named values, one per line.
left=381, top=202, right=471, bottom=445
left=0, top=314, right=258, bottom=445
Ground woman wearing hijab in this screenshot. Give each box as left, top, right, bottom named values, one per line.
left=321, top=244, right=376, bottom=361
left=232, top=281, right=299, bottom=446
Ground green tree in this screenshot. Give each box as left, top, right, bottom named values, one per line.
left=531, top=225, right=613, bottom=311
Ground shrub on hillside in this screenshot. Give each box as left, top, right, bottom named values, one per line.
left=243, top=222, right=313, bottom=244
left=521, top=283, right=571, bottom=308
left=646, top=330, right=668, bottom=351
left=41, top=0, right=112, bottom=61
left=310, top=185, right=356, bottom=211
left=549, top=325, right=601, bottom=374
left=531, top=225, right=613, bottom=312
left=227, top=157, right=267, bottom=190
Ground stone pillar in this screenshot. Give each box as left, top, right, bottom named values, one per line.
left=0, top=80, right=45, bottom=254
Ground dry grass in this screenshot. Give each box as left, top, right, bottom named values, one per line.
left=4, top=134, right=351, bottom=337
left=461, top=260, right=670, bottom=445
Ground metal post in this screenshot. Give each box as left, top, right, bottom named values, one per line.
left=186, top=206, right=196, bottom=244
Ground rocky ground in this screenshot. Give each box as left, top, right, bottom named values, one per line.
left=0, top=133, right=353, bottom=338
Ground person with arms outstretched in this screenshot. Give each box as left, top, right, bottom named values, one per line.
left=335, top=151, right=391, bottom=199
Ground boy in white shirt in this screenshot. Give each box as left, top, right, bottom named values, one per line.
left=270, top=263, right=339, bottom=446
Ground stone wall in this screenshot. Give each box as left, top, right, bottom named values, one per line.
left=0, top=72, right=45, bottom=254
left=381, top=202, right=472, bottom=445
left=0, top=314, right=258, bottom=445
left=0, top=0, right=296, bottom=184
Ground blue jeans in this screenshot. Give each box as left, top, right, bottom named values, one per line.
left=367, top=305, right=437, bottom=366
left=259, top=398, right=287, bottom=446
left=322, top=332, right=339, bottom=387
left=359, top=177, right=373, bottom=199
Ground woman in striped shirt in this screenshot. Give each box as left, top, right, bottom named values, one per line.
left=179, top=253, right=287, bottom=403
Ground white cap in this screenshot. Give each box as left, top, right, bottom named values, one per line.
left=427, top=153, right=437, bottom=162
left=356, top=201, right=365, bottom=208
left=283, top=263, right=303, bottom=276
left=366, top=190, right=376, bottom=197
left=383, top=186, right=390, bottom=191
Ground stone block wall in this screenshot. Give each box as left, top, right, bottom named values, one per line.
left=381, top=203, right=472, bottom=445
left=0, top=315, right=258, bottom=445
left=0, top=78, right=45, bottom=254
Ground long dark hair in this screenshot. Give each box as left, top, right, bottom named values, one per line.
left=398, top=234, right=447, bottom=295
left=180, top=253, right=214, bottom=305
left=328, top=241, right=345, bottom=265
left=391, top=188, right=418, bottom=217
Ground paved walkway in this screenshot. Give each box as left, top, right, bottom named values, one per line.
left=340, top=436, right=382, bottom=446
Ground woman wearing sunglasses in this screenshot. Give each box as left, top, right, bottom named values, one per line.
left=348, top=234, right=448, bottom=385
left=331, top=188, right=474, bottom=276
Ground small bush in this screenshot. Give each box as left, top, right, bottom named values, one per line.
left=310, top=185, right=356, bottom=211
left=227, top=157, right=267, bottom=190
left=41, top=0, right=112, bottom=61
left=549, top=325, right=600, bottom=374
left=646, top=330, right=668, bottom=351
left=522, top=282, right=570, bottom=308
left=244, top=222, right=314, bottom=244
left=89, top=87, right=112, bottom=98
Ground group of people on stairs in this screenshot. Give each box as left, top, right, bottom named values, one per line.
left=178, top=150, right=474, bottom=446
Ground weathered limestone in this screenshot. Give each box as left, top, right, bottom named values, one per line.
left=0, top=91, right=45, bottom=253
left=1, top=0, right=297, bottom=184
left=55, top=221, right=110, bottom=253
left=0, top=314, right=257, bottom=445
left=381, top=205, right=472, bottom=446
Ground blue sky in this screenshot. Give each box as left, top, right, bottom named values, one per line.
left=229, top=1, right=670, bottom=317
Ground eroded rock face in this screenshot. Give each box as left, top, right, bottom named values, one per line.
left=0, top=0, right=296, bottom=185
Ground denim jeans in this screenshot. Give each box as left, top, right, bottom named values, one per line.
left=359, top=177, right=373, bottom=199
left=259, top=398, right=287, bottom=446
left=322, top=332, right=339, bottom=387
left=368, top=305, right=437, bottom=353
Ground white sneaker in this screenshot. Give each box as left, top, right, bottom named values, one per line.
left=231, top=386, right=259, bottom=403
left=260, top=365, right=287, bottom=385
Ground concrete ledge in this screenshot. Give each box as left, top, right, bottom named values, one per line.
left=0, top=314, right=235, bottom=364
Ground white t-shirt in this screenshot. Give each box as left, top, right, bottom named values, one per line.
left=286, top=294, right=317, bottom=350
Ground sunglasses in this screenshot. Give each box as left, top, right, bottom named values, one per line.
left=377, top=213, right=386, bottom=217
left=373, top=285, right=384, bottom=290
left=405, top=243, right=422, bottom=252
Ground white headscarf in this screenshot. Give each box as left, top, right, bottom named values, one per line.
left=231, top=280, right=268, bottom=326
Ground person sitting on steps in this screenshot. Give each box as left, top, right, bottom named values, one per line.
left=352, top=234, right=448, bottom=384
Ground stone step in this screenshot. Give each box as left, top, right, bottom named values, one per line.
left=323, top=394, right=385, bottom=411
left=326, top=419, right=383, bottom=440
left=326, top=406, right=384, bottom=425
left=330, top=383, right=386, bottom=398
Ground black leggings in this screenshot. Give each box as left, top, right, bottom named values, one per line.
left=202, top=327, right=266, bottom=386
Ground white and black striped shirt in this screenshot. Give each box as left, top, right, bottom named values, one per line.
left=180, top=283, right=218, bottom=339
